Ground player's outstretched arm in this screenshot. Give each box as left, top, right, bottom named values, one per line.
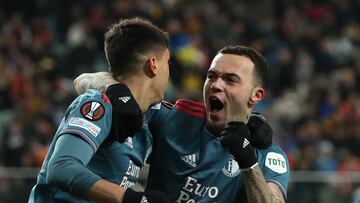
left=74, top=72, right=117, bottom=94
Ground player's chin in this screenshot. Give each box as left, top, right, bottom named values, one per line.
left=207, top=117, right=226, bottom=132
left=208, top=106, right=226, bottom=122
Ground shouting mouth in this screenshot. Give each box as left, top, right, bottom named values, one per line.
left=208, top=96, right=225, bottom=118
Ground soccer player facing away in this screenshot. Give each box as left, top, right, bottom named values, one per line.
left=75, top=45, right=289, bottom=203
left=28, top=18, right=173, bottom=203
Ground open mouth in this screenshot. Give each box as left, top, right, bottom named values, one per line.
left=209, top=96, right=224, bottom=113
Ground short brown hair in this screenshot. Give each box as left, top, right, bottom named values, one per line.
left=104, top=17, right=169, bottom=77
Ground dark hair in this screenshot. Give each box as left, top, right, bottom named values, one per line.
left=218, top=45, right=269, bottom=88
left=104, top=17, right=169, bottom=77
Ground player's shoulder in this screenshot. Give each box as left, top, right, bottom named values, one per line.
left=147, top=99, right=206, bottom=123
left=68, top=89, right=112, bottom=116
left=173, top=99, right=206, bottom=118
left=149, top=100, right=175, bottom=111
left=257, top=143, right=289, bottom=174
left=263, top=143, right=285, bottom=151
left=77, top=89, right=111, bottom=105
left=257, top=143, right=287, bottom=158
left=81, top=89, right=105, bottom=99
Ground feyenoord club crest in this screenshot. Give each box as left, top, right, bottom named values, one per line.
left=80, top=101, right=105, bottom=121
left=222, top=158, right=241, bottom=177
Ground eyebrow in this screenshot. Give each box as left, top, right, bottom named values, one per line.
left=207, top=70, right=241, bottom=79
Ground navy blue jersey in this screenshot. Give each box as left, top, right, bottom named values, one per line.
left=29, top=89, right=152, bottom=203
left=145, top=99, right=289, bottom=203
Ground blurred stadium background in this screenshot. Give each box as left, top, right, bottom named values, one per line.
left=1, top=0, right=360, bottom=202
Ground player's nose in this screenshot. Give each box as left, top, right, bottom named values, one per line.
left=210, top=78, right=225, bottom=92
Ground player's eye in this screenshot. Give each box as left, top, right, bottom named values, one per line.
left=207, top=72, right=216, bottom=80
left=224, top=76, right=238, bottom=85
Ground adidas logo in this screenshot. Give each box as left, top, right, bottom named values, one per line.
left=242, top=138, right=250, bottom=148
left=181, top=154, right=197, bottom=167
left=140, top=196, right=148, bottom=203
left=119, top=96, right=131, bottom=103
left=125, top=137, right=133, bottom=149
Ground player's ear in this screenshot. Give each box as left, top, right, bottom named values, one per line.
left=249, top=87, right=264, bottom=105
left=144, top=56, right=158, bottom=78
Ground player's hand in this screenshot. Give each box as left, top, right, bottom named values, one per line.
left=123, top=188, right=174, bottom=203
left=105, top=84, right=143, bottom=143
left=247, top=112, right=273, bottom=149
left=73, top=72, right=117, bottom=95
left=220, top=122, right=257, bottom=170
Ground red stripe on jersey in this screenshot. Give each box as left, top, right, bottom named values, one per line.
left=176, top=101, right=206, bottom=113
left=175, top=105, right=206, bottom=118
left=177, top=99, right=205, bottom=108
left=101, top=92, right=111, bottom=104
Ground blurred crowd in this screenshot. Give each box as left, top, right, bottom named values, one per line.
left=0, top=0, right=360, bottom=202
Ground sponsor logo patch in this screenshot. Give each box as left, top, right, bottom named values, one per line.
left=80, top=101, right=105, bottom=121
left=222, top=158, right=241, bottom=177
left=68, top=117, right=101, bottom=137
left=265, top=152, right=287, bottom=174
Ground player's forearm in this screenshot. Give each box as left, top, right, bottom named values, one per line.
left=48, top=136, right=127, bottom=203
left=47, top=135, right=101, bottom=197
left=242, top=165, right=285, bottom=203
left=88, top=179, right=126, bottom=203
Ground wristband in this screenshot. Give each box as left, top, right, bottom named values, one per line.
left=241, top=162, right=259, bottom=172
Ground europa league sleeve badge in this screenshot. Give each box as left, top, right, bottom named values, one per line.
left=80, top=101, right=105, bottom=121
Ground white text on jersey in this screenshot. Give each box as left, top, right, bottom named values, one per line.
left=177, top=176, right=218, bottom=203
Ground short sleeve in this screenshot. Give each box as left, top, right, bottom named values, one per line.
left=57, top=89, right=112, bottom=152
left=257, top=144, right=290, bottom=198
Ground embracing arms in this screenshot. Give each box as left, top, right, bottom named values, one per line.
left=74, top=72, right=288, bottom=203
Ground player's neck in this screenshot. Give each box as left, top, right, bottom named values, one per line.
left=120, top=77, right=155, bottom=113
left=205, top=121, right=222, bottom=137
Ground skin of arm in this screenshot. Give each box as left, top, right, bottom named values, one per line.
left=242, top=165, right=285, bottom=203
left=47, top=134, right=127, bottom=203
left=74, top=72, right=117, bottom=95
